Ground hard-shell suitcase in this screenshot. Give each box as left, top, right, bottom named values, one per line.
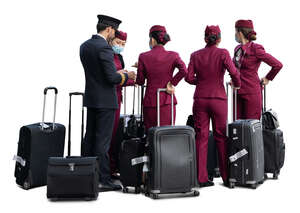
left=14, top=87, right=65, bottom=190
left=261, top=86, right=285, bottom=179
left=144, top=89, right=199, bottom=199
left=47, top=92, right=99, bottom=200
left=227, top=83, right=265, bottom=189
left=186, top=115, right=220, bottom=180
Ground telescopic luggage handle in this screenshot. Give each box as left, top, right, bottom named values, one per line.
left=262, top=84, right=267, bottom=113
left=41, top=86, right=58, bottom=130
left=226, top=82, right=238, bottom=137
left=68, top=92, right=84, bottom=157
left=157, top=88, right=174, bottom=127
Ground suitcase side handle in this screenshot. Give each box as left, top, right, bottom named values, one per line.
left=41, top=86, right=58, bottom=130
left=68, top=92, right=84, bottom=157
left=157, top=88, right=174, bottom=127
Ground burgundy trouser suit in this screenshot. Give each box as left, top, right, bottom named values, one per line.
left=136, top=45, right=187, bottom=130
left=186, top=44, right=241, bottom=183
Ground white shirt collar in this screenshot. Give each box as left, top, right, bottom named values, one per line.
left=97, top=33, right=107, bottom=41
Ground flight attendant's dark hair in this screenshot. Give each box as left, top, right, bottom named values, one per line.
left=205, top=33, right=221, bottom=45
left=150, top=31, right=171, bottom=45
left=236, top=27, right=257, bottom=41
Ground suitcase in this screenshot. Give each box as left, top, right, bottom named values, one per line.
left=261, top=86, right=285, bottom=179
left=47, top=92, right=99, bottom=200
left=14, top=87, right=65, bottom=190
left=119, top=138, right=146, bottom=193
left=186, top=115, right=220, bottom=180
left=119, top=86, right=146, bottom=193
left=144, top=88, right=199, bottom=199
left=113, top=86, right=145, bottom=171
left=227, top=83, right=265, bottom=189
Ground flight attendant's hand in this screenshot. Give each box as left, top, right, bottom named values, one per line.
left=261, top=77, right=269, bottom=86
left=166, top=82, right=175, bottom=95
left=127, top=71, right=136, bottom=80
left=132, top=62, right=138, bottom=68
left=228, top=80, right=240, bottom=89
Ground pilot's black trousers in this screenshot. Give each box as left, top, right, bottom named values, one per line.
left=82, top=107, right=116, bottom=183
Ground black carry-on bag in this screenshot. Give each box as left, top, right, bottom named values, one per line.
left=144, top=88, right=199, bottom=199
left=14, top=87, right=65, bottom=190
left=119, top=86, right=146, bottom=194
left=261, top=85, right=285, bottom=179
left=47, top=92, right=99, bottom=201
left=226, top=83, right=265, bottom=189
left=186, top=115, right=220, bottom=181
left=113, top=86, right=145, bottom=172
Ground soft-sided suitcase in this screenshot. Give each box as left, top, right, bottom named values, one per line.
left=119, top=86, right=146, bottom=193
left=14, top=87, right=65, bottom=190
left=119, top=138, right=146, bottom=193
left=186, top=115, right=220, bottom=180
left=227, top=83, right=265, bottom=189
left=261, top=86, right=285, bottom=179
left=47, top=92, right=99, bottom=201
left=144, top=89, right=199, bottom=199
left=112, top=86, right=145, bottom=172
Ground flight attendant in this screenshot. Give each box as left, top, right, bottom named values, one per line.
left=80, top=15, right=136, bottom=192
left=136, top=25, right=187, bottom=130
left=108, top=30, right=135, bottom=177
left=233, top=20, right=283, bottom=120
left=185, top=26, right=241, bottom=187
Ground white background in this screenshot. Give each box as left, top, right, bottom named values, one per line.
left=0, top=0, right=299, bottom=212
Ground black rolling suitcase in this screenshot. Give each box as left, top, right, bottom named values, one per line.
left=261, top=86, right=285, bottom=179
left=112, top=86, right=145, bottom=172
left=144, top=89, right=199, bottom=199
left=186, top=115, right=220, bottom=180
left=119, top=86, right=146, bottom=193
left=227, top=83, right=265, bottom=189
left=119, top=138, right=146, bottom=193
left=47, top=92, right=99, bottom=201
left=14, top=87, right=65, bottom=190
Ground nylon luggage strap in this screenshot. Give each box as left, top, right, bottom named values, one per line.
left=13, top=155, right=26, bottom=167
left=229, top=149, right=248, bottom=163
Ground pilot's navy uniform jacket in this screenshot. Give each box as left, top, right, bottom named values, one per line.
left=80, top=34, right=128, bottom=109
left=80, top=34, right=128, bottom=184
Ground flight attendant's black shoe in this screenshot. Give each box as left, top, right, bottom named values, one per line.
left=98, top=181, right=122, bottom=192
left=199, top=181, right=214, bottom=188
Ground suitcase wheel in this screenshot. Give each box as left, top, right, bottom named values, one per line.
left=134, top=187, right=141, bottom=194
left=250, top=183, right=257, bottom=189
left=144, top=192, right=150, bottom=197
left=193, top=190, right=200, bottom=197
left=23, top=181, right=30, bottom=190
left=150, top=193, right=159, bottom=199
left=258, top=180, right=264, bottom=185
left=228, top=182, right=235, bottom=189
left=122, top=187, right=129, bottom=193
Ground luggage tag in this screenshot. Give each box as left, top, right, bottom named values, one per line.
left=131, top=156, right=149, bottom=172
left=229, top=149, right=248, bottom=163
left=13, top=155, right=26, bottom=167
